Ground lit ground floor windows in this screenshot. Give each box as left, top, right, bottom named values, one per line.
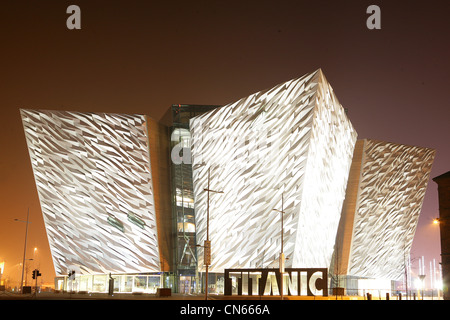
left=55, top=274, right=164, bottom=294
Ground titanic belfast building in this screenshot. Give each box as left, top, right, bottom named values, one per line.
left=21, top=69, right=435, bottom=295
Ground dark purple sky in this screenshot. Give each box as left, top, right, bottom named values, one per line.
left=0, top=1, right=448, bottom=286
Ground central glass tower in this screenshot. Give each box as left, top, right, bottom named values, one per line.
left=161, top=104, right=220, bottom=293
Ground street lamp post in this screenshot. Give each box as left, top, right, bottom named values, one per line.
left=272, top=194, right=285, bottom=300
left=15, top=208, right=31, bottom=293
left=433, top=217, right=446, bottom=299
left=202, top=167, right=223, bottom=300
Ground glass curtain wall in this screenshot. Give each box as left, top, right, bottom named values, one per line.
left=167, top=104, right=221, bottom=293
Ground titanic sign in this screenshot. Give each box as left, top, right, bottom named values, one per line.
left=224, top=268, right=328, bottom=297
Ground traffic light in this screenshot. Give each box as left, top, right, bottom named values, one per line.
left=32, top=269, right=41, bottom=279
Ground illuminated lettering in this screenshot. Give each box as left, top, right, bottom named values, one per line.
left=287, top=271, right=298, bottom=295
left=224, top=268, right=328, bottom=297
left=249, top=273, right=261, bottom=295
left=263, top=272, right=279, bottom=295
left=300, top=271, right=308, bottom=295
left=309, top=271, right=325, bottom=295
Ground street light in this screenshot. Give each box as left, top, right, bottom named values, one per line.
left=14, top=209, right=31, bottom=293
left=432, top=216, right=446, bottom=300
left=272, top=193, right=286, bottom=300
left=199, top=166, right=223, bottom=300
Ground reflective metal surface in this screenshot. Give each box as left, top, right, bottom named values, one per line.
left=190, top=69, right=357, bottom=272
left=21, top=109, right=160, bottom=275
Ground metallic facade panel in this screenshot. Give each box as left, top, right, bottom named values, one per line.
left=342, top=139, right=435, bottom=280
left=21, top=109, right=160, bottom=275
left=190, top=69, right=357, bottom=272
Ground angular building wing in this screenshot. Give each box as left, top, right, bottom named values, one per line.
left=190, top=69, right=357, bottom=272
left=21, top=109, right=166, bottom=276
left=335, top=139, right=436, bottom=281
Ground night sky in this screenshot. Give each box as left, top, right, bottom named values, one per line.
left=0, top=1, right=448, bottom=287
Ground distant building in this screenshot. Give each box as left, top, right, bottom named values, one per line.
left=433, top=171, right=450, bottom=300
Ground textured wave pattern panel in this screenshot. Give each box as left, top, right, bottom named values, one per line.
left=348, top=139, right=435, bottom=280
left=292, top=73, right=358, bottom=268
left=190, top=69, right=357, bottom=272
left=21, top=109, right=160, bottom=275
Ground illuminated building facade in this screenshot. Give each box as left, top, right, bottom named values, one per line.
left=21, top=109, right=172, bottom=293
left=333, top=139, right=435, bottom=291
left=190, top=69, right=357, bottom=273
left=21, top=69, right=436, bottom=296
